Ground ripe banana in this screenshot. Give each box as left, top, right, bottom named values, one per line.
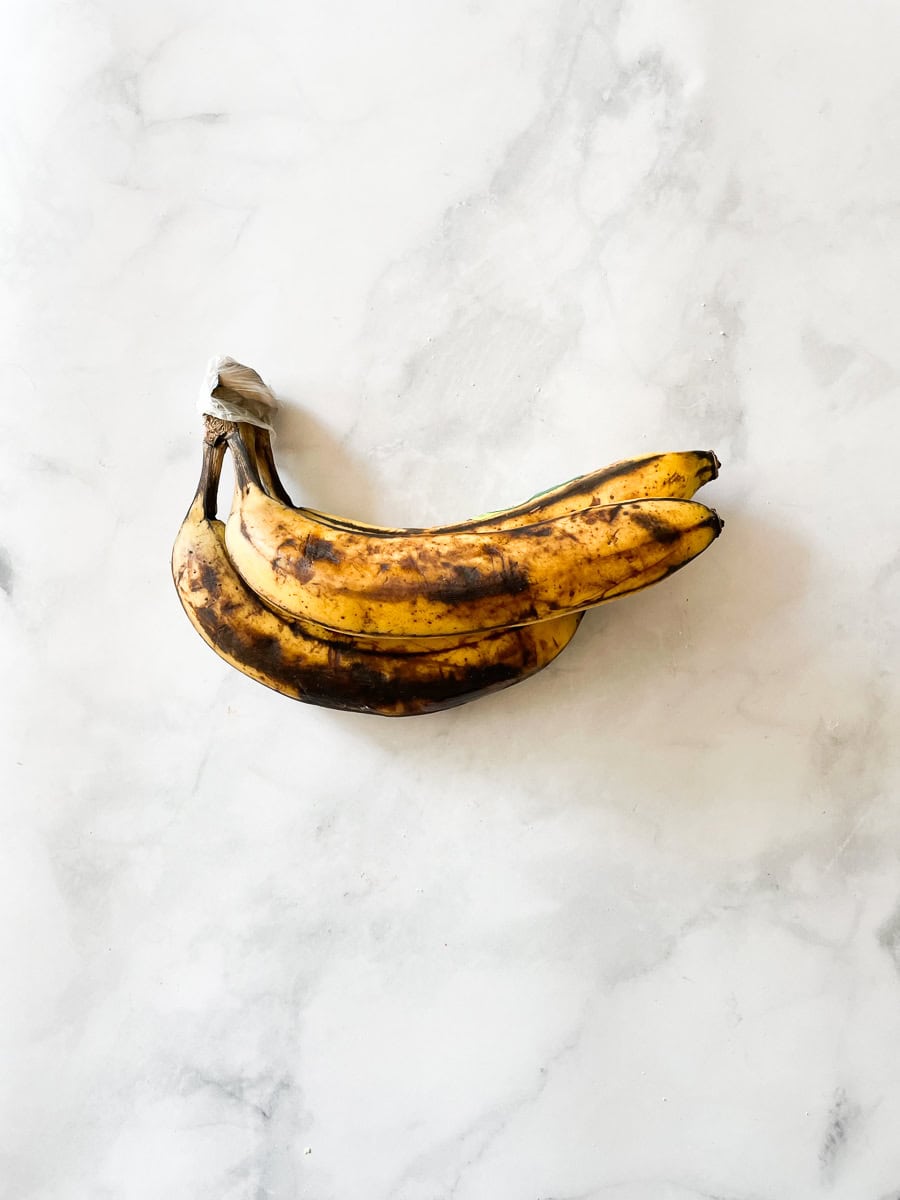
left=245, top=424, right=718, bottom=533
left=223, top=428, right=722, bottom=638
left=243, top=425, right=721, bottom=650
left=172, top=433, right=584, bottom=716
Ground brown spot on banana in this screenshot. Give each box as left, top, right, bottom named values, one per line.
left=627, top=508, right=685, bottom=545
left=274, top=534, right=343, bottom=581
left=418, top=559, right=531, bottom=605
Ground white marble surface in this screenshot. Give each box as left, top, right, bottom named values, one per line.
left=4, top=1, right=900, bottom=1196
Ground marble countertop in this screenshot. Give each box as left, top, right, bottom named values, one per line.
left=5, top=1, right=900, bottom=1197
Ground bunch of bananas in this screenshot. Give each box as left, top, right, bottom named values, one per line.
left=172, top=363, right=722, bottom=717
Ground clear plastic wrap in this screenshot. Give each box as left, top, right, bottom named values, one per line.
left=196, top=355, right=277, bottom=432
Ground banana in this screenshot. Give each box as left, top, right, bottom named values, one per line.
left=245, top=424, right=718, bottom=533
left=244, top=424, right=722, bottom=652
left=172, top=434, right=584, bottom=716
left=223, top=428, right=722, bottom=639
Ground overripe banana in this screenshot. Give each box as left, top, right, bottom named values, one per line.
left=243, top=425, right=721, bottom=650
left=223, top=428, right=722, bottom=638
left=243, top=426, right=720, bottom=651
left=172, top=433, right=584, bottom=716
left=246, top=424, right=718, bottom=533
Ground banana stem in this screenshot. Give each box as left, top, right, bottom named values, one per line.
left=249, top=425, right=294, bottom=506
left=197, top=438, right=226, bottom=521
left=227, top=426, right=264, bottom=492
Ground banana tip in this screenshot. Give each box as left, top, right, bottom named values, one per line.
left=710, top=451, right=721, bottom=477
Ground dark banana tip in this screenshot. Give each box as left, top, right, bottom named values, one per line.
left=708, top=506, right=724, bottom=535
left=710, top=451, right=721, bottom=478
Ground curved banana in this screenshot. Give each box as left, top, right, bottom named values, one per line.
left=224, top=429, right=722, bottom=638
left=246, top=425, right=718, bottom=533
left=172, top=436, right=584, bottom=716
left=244, top=425, right=720, bottom=653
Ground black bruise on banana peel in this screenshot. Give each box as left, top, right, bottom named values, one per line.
left=305, top=657, right=527, bottom=716
left=274, top=533, right=343, bottom=582
left=627, top=508, right=685, bottom=545
left=418, top=559, right=531, bottom=604
left=180, top=547, right=573, bottom=716
left=584, top=503, right=722, bottom=547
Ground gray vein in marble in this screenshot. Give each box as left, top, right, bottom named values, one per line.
left=819, top=1087, right=860, bottom=1181
left=877, top=900, right=900, bottom=974
left=382, top=897, right=732, bottom=1200
left=0, top=546, right=12, bottom=596
left=542, top=1178, right=768, bottom=1200
left=149, top=111, right=229, bottom=127
left=811, top=685, right=888, bottom=814
left=821, top=797, right=881, bottom=878
left=385, top=1003, right=591, bottom=1200
left=874, top=548, right=900, bottom=591
left=180, top=1067, right=292, bottom=1123
left=802, top=331, right=855, bottom=388
left=802, top=329, right=898, bottom=403
left=490, top=1, right=622, bottom=198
